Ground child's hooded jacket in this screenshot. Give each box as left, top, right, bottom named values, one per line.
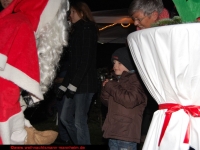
left=101, top=71, right=147, bottom=143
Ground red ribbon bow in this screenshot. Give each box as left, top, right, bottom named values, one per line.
left=158, top=103, right=200, bottom=146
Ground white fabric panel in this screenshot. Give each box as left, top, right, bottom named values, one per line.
left=0, top=111, right=26, bottom=144
left=127, top=23, right=200, bottom=150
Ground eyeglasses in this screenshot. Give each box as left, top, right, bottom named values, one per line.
left=131, top=16, right=147, bottom=23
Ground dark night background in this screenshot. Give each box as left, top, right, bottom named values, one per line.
left=67, top=0, right=176, bottom=69
left=70, top=0, right=175, bottom=12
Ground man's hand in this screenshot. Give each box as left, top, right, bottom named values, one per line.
left=65, top=89, right=75, bottom=99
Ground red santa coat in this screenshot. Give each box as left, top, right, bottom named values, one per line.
left=0, top=0, right=48, bottom=101
left=0, top=0, right=48, bottom=144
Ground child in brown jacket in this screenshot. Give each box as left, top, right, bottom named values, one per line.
left=101, top=47, right=147, bottom=150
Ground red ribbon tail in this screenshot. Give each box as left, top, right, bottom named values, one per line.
left=183, top=121, right=190, bottom=143
left=158, top=113, right=172, bottom=146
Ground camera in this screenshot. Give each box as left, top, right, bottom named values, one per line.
left=21, top=90, right=40, bottom=108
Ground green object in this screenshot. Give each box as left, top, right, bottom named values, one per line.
left=151, top=16, right=182, bottom=27
left=172, top=0, right=200, bottom=22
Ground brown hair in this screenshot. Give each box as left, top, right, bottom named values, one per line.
left=70, top=1, right=95, bottom=23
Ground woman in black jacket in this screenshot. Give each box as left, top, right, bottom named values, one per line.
left=56, top=1, right=98, bottom=145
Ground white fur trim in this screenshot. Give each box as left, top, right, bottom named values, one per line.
left=68, top=84, right=77, bottom=92
left=0, top=53, right=7, bottom=70
left=0, top=64, right=43, bottom=100
left=36, top=0, right=63, bottom=38
left=59, top=85, right=67, bottom=92
left=0, top=111, right=26, bottom=144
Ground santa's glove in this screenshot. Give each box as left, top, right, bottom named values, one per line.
left=66, top=89, right=75, bottom=99
left=56, top=85, right=67, bottom=99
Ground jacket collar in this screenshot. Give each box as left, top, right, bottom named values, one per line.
left=112, top=71, right=135, bottom=80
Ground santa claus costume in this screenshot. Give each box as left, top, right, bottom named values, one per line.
left=0, top=0, right=68, bottom=144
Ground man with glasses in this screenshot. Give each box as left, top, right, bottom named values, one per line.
left=128, top=0, right=169, bottom=30
left=128, top=0, right=169, bottom=146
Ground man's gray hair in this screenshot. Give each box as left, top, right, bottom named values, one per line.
left=128, top=0, right=164, bottom=16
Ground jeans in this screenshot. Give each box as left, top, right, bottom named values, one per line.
left=109, top=139, right=137, bottom=150
left=56, top=96, right=70, bottom=142
left=60, top=93, right=94, bottom=145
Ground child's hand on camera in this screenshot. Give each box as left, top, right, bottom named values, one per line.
left=102, top=79, right=109, bottom=87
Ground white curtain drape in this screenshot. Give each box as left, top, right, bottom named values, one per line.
left=127, top=23, right=200, bottom=150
